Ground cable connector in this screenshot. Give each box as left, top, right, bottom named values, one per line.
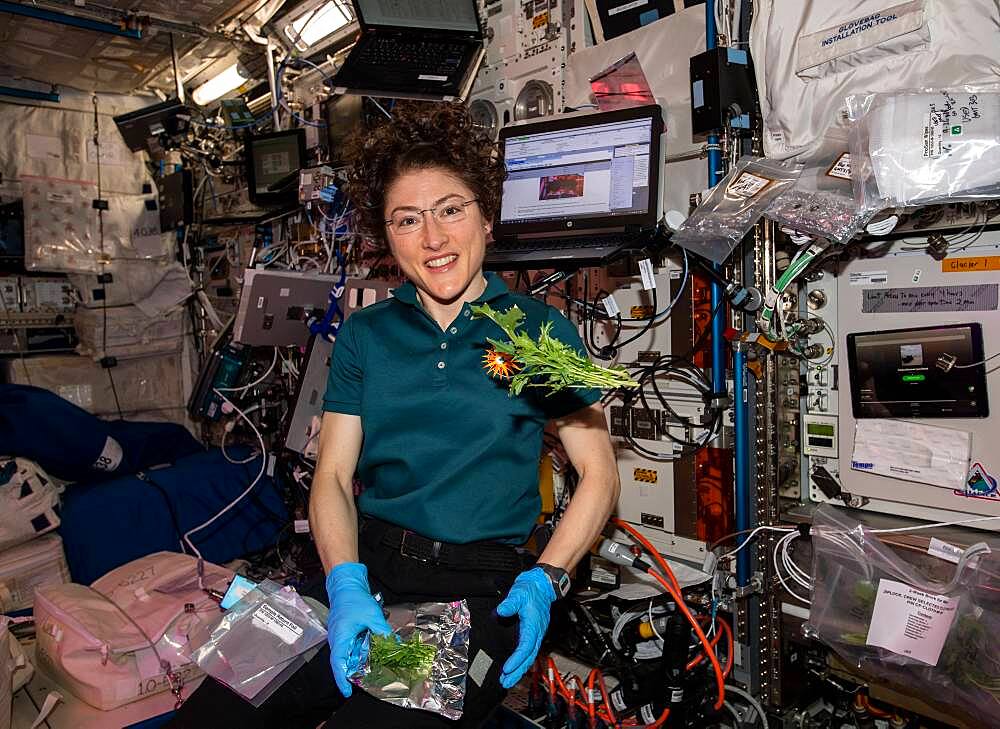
left=796, top=523, right=811, bottom=538
left=99, top=356, right=118, bottom=369
left=92, top=198, right=109, bottom=211
left=936, top=353, right=957, bottom=372
left=96, top=273, right=114, bottom=284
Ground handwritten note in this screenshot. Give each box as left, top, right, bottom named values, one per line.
left=862, top=284, right=998, bottom=313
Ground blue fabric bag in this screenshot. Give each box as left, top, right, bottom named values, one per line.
left=0, top=384, right=202, bottom=481
left=59, top=446, right=287, bottom=584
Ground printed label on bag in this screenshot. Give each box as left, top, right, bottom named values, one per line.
left=252, top=603, right=304, bottom=645
left=93, top=436, right=123, bottom=472
left=728, top=172, right=772, bottom=199
left=611, top=689, right=627, bottom=711
left=826, top=153, right=852, bottom=181
left=927, top=538, right=963, bottom=565
left=865, top=579, right=958, bottom=665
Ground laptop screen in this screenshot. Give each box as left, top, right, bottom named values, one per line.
left=356, top=0, right=479, bottom=33
left=499, top=113, right=657, bottom=228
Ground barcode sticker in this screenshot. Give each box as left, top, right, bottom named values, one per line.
left=602, top=294, right=621, bottom=317
left=638, top=258, right=656, bottom=290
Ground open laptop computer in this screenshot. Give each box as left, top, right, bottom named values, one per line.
left=485, top=104, right=665, bottom=270
left=329, top=0, right=485, bottom=102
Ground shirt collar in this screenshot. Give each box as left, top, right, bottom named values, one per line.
left=392, top=271, right=509, bottom=308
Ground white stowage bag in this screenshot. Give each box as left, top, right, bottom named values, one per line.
left=750, top=0, right=1000, bottom=161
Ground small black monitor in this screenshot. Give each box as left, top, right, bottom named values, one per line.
left=113, top=99, right=191, bottom=153
left=245, top=129, right=307, bottom=206
left=158, top=169, right=193, bottom=231
left=847, top=323, right=990, bottom=419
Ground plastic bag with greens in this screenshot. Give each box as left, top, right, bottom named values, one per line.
left=352, top=600, right=471, bottom=720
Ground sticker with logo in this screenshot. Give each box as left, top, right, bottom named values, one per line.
left=955, top=462, right=999, bottom=500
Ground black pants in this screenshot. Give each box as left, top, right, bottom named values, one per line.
left=165, top=520, right=524, bottom=728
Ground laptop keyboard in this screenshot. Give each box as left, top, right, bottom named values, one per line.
left=490, top=236, right=619, bottom=254
left=357, top=37, right=465, bottom=76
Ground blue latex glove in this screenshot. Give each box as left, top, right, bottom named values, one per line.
left=496, top=567, right=557, bottom=689
left=325, top=562, right=393, bottom=697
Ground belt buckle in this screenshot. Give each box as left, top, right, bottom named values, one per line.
left=399, top=530, right=428, bottom=563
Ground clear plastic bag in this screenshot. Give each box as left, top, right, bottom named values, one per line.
left=187, top=580, right=328, bottom=707
left=764, top=150, right=877, bottom=243
left=847, top=87, right=1000, bottom=208
left=805, top=504, right=1000, bottom=726
left=353, top=600, right=471, bottom=721
left=672, top=156, right=802, bottom=264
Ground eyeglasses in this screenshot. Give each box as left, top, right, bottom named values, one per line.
left=384, top=197, right=480, bottom=235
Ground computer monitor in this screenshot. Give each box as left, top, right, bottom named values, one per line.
left=113, top=99, right=191, bottom=153
left=846, top=323, right=990, bottom=418
left=496, top=105, right=663, bottom=237
left=245, top=129, right=308, bottom=206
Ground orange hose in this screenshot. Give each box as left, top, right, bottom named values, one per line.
left=646, top=568, right=725, bottom=710
left=613, top=517, right=681, bottom=594
left=611, top=518, right=725, bottom=710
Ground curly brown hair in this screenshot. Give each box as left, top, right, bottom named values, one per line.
left=343, top=101, right=506, bottom=252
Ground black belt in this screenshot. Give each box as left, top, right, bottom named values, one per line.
left=361, top=517, right=524, bottom=573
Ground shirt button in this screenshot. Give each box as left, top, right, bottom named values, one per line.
left=440, top=342, right=447, bottom=350
left=437, top=361, right=446, bottom=369
left=449, top=327, right=457, bottom=334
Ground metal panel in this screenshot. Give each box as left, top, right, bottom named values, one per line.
left=832, top=234, right=1000, bottom=522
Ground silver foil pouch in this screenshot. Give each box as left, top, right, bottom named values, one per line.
left=353, top=600, right=471, bottom=720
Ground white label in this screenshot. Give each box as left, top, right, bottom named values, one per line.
left=848, top=270, right=888, bottom=285
left=86, top=137, right=124, bottom=166
left=865, top=579, right=959, bottom=665
left=588, top=689, right=602, bottom=702
left=256, top=296, right=265, bottom=309
left=468, top=649, right=493, bottom=687
left=826, top=153, right=852, bottom=180
left=93, top=436, right=123, bottom=472
left=252, top=603, right=304, bottom=645
left=590, top=567, right=617, bottom=585
left=851, top=419, right=972, bottom=492
left=922, top=113, right=944, bottom=159
left=640, top=704, right=656, bottom=723
left=26, top=134, right=62, bottom=161
left=611, top=690, right=627, bottom=712
left=602, top=294, right=621, bottom=317
left=608, top=0, right=647, bottom=15
left=928, top=538, right=962, bottom=565
left=417, top=74, right=448, bottom=81
left=279, top=287, right=290, bottom=297
left=46, top=192, right=74, bottom=204
left=728, top=171, right=772, bottom=199
left=670, top=688, right=684, bottom=702
left=294, top=519, right=311, bottom=534
left=669, top=269, right=682, bottom=280
left=638, top=258, right=656, bottom=290
left=912, top=268, right=922, bottom=283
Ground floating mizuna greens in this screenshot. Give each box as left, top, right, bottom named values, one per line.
left=471, top=303, right=638, bottom=396
left=369, top=633, right=437, bottom=676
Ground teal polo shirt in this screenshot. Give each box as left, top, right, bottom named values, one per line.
left=323, top=272, right=601, bottom=544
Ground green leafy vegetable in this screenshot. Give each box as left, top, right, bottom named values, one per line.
left=471, top=302, right=638, bottom=396
left=369, top=633, right=437, bottom=674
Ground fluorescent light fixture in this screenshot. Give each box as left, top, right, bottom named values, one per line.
left=192, top=63, right=248, bottom=106
left=284, top=1, right=351, bottom=51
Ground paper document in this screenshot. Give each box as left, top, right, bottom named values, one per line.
left=851, top=419, right=971, bottom=491
left=866, top=579, right=958, bottom=665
